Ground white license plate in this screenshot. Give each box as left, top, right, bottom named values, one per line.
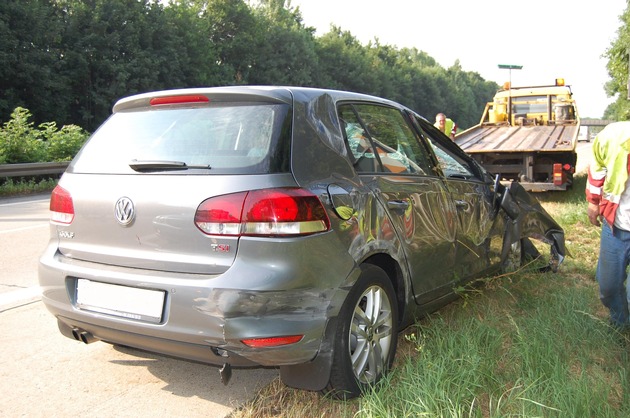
left=76, top=279, right=165, bottom=323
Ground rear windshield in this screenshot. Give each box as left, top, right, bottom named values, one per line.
left=71, top=102, right=292, bottom=174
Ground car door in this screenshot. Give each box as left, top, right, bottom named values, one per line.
left=410, top=114, right=505, bottom=279
left=338, top=103, right=459, bottom=303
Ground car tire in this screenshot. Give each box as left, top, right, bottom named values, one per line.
left=323, top=264, right=398, bottom=399
left=502, top=238, right=523, bottom=274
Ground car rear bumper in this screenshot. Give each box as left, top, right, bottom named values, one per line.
left=38, top=236, right=355, bottom=367
left=54, top=315, right=259, bottom=367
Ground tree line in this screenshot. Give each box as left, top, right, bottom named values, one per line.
left=1, top=0, right=500, bottom=133
left=605, top=3, right=630, bottom=121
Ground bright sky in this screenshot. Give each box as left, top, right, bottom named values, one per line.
left=290, top=0, right=626, bottom=118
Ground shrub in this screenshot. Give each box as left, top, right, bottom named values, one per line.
left=0, top=107, right=46, bottom=163
left=41, top=122, right=89, bottom=162
left=0, top=107, right=89, bottom=163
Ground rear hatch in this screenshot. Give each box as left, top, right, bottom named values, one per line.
left=54, top=89, right=295, bottom=274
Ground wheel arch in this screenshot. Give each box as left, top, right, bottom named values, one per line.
left=279, top=252, right=406, bottom=393
left=362, top=253, right=407, bottom=328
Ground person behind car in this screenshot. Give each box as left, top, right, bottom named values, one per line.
left=434, top=113, right=457, bottom=140
left=586, top=121, right=630, bottom=329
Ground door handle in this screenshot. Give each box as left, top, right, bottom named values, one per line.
left=387, top=200, right=410, bottom=211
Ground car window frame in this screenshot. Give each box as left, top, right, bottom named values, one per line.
left=337, top=102, right=437, bottom=177
left=70, top=102, right=293, bottom=175
left=408, top=112, right=488, bottom=183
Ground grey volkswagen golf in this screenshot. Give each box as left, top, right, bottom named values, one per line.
left=39, top=86, right=566, bottom=399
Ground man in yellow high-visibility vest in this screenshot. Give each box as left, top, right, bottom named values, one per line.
left=586, top=121, right=630, bottom=329
left=434, top=113, right=457, bottom=140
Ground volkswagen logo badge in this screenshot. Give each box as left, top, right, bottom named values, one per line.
left=114, top=197, right=135, bottom=226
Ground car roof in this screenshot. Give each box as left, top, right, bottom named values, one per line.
left=112, top=86, right=401, bottom=113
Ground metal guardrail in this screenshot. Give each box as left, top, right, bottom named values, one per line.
left=580, top=118, right=615, bottom=126
left=0, top=162, right=70, bottom=178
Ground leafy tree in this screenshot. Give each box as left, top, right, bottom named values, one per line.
left=200, top=0, right=259, bottom=84
left=409, top=66, right=452, bottom=120
left=604, top=4, right=630, bottom=120
left=0, top=0, right=69, bottom=125
left=384, top=47, right=450, bottom=118
left=248, top=0, right=318, bottom=86
left=0, top=0, right=501, bottom=140
left=314, top=26, right=379, bottom=93
left=365, top=41, right=403, bottom=100
left=57, top=0, right=175, bottom=130
left=161, top=1, right=223, bottom=86
left=445, top=61, right=498, bottom=129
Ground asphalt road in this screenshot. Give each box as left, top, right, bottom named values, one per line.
left=0, top=194, right=49, bottom=302
left=0, top=194, right=277, bottom=417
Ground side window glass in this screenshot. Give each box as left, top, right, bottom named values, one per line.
left=413, top=115, right=476, bottom=179
left=339, top=105, right=377, bottom=172
left=338, top=104, right=432, bottom=175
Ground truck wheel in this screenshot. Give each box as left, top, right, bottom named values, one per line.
left=323, top=264, right=398, bottom=399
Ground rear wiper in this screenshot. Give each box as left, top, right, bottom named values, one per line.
left=129, top=159, right=211, bottom=172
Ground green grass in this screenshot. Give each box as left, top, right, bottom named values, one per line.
left=360, top=275, right=628, bottom=417
left=233, top=174, right=630, bottom=418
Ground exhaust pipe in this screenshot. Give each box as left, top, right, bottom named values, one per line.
left=71, top=328, right=98, bottom=344
left=71, top=328, right=81, bottom=341
left=79, top=331, right=97, bottom=344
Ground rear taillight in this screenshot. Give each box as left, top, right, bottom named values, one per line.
left=194, top=192, right=245, bottom=236
left=50, top=185, right=74, bottom=224
left=194, top=188, right=330, bottom=237
left=553, top=163, right=569, bottom=186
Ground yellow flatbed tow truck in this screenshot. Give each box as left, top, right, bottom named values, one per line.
left=455, top=79, right=579, bottom=191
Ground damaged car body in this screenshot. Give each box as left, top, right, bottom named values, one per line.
left=38, top=86, right=566, bottom=399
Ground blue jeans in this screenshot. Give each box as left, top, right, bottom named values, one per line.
left=597, top=220, right=630, bottom=326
